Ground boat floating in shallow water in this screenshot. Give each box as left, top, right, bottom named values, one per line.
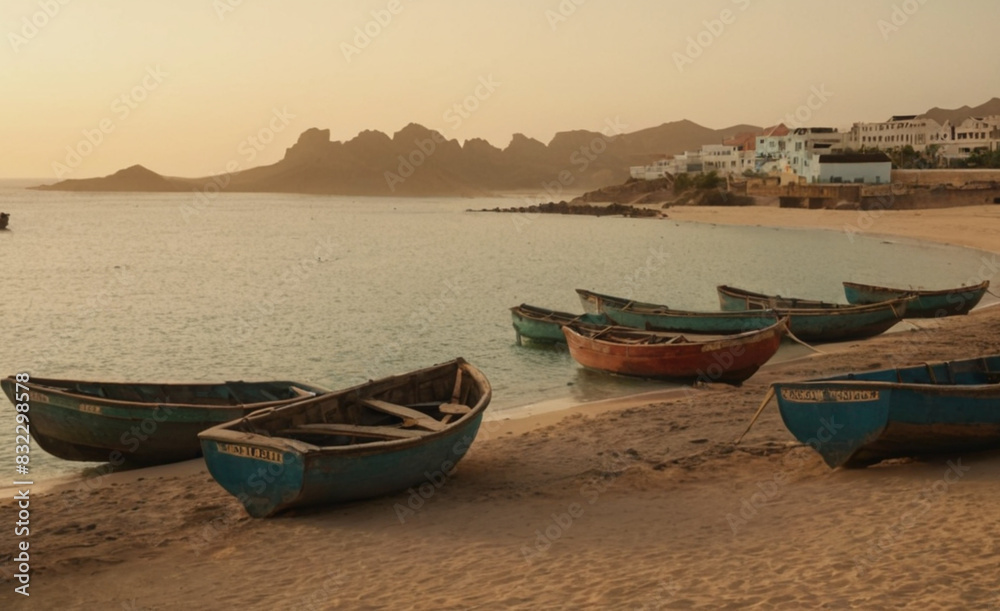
left=842, top=280, right=989, bottom=318
left=716, top=285, right=910, bottom=343
left=510, top=303, right=610, bottom=344
left=562, top=319, right=787, bottom=385
left=577, top=288, right=781, bottom=335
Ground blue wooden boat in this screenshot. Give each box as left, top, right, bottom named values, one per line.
left=843, top=280, right=990, bottom=318
left=511, top=304, right=610, bottom=344
left=577, top=288, right=781, bottom=335
left=0, top=376, right=329, bottom=465
left=716, top=285, right=910, bottom=343
left=772, top=356, right=1000, bottom=468
left=198, top=358, right=492, bottom=518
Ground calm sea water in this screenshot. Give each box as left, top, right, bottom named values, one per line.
left=0, top=186, right=993, bottom=479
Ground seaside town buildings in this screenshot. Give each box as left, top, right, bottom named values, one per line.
left=630, top=113, right=1000, bottom=185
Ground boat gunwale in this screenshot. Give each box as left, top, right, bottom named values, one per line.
left=842, top=279, right=990, bottom=298
left=717, top=285, right=914, bottom=315
left=576, top=288, right=782, bottom=320
left=772, top=379, right=1000, bottom=398
left=3, top=377, right=329, bottom=411
left=197, top=359, right=493, bottom=456
left=562, top=318, right=788, bottom=351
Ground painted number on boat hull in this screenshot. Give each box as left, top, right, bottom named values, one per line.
left=216, top=442, right=284, bottom=464
left=781, top=389, right=881, bottom=403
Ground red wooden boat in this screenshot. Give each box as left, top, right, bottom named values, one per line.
left=562, top=319, right=787, bottom=385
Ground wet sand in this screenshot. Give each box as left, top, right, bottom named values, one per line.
left=3, top=205, right=1000, bottom=610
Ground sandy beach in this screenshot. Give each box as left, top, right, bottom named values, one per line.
left=4, top=205, right=1000, bottom=610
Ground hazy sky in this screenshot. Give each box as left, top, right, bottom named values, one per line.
left=2, top=0, right=998, bottom=179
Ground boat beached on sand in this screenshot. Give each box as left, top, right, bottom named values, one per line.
left=771, top=356, right=1000, bottom=468
left=198, top=358, right=492, bottom=518
left=0, top=376, right=329, bottom=465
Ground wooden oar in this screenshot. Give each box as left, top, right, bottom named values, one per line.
left=440, top=367, right=469, bottom=424
left=735, top=386, right=776, bottom=444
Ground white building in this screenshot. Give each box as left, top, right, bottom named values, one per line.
left=784, top=128, right=847, bottom=179
left=754, top=124, right=791, bottom=168
left=629, top=158, right=673, bottom=180
left=847, top=114, right=1000, bottom=162
left=813, top=153, right=892, bottom=184
left=701, top=144, right=755, bottom=175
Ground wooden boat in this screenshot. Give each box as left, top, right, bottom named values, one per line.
left=0, top=376, right=329, bottom=465
left=577, top=288, right=781, bottom=335
left=843, top=280, right=989, bottom=318
left=561, top=319, right=787, bottom=385
left=198, top=358, right=491, bottom=518
left=510, top=304, right=610, bottom=344
left=716, top=285, right=910, bottom=343
left=772, top=356, right=1000, bottom=468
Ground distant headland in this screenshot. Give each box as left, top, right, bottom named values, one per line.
left=32, top=121, right=760, bottom=197
left=32, top=98, right=1000, bottom=198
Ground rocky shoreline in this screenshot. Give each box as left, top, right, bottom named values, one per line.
left=472, top=200, right=662, bottom=218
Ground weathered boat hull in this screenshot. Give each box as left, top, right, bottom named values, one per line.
left=562, top=321, right=786, bottom=384
left=773, top=356, right=1000, bottom=468
left=843, top=280, right=989, bottom=318
left=510, top=304, right=609, bottom=344
left=0, top=377, right=327, bottom=465
left=198, top=359, right=492, bottom=518
left=716, top=285, right=908, bottom=342
left=577, top=288, right=781, bottom=335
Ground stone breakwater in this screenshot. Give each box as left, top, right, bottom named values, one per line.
left=471, top=201, right=661, bottom=218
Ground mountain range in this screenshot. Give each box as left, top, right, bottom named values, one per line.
left=35, top=98, right=999, bottom=197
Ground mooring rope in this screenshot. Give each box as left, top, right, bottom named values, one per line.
left=735, top=386, right=775, bottom=444
left=784, top=325, right=825, bottom=354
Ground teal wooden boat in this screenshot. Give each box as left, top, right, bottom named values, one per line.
left=577, top=288, right=781, bottom=335
left=843, top=280, right=990, bottom=318
left=511, top=304, right=610, bottom=344
left=771, top=356, right=1000, bottom=468
left=716, top=285, right=910, bottom=343
left=0, top=376, right=329, bottom=465
left=198, top=358, right=491, bottom=518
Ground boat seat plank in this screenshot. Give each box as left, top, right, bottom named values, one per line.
left=280, top=424, right=427, bottom=439
left=439, top=403, right=471, bottom=415
left=361, top=399, right=447, bottom=431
